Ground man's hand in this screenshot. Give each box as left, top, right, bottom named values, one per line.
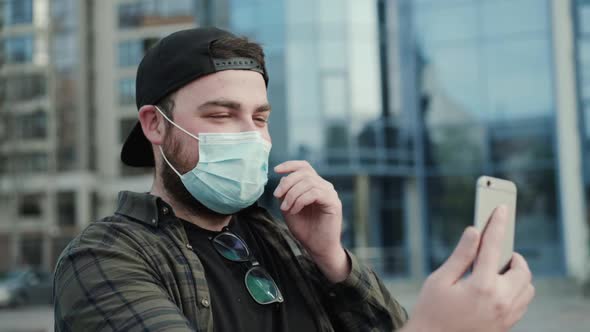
left=273, top=160, right=350, bottom=283
left=404, top=206, right=535, bottom=332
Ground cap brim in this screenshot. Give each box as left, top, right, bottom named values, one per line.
left=121, top=121, right=155, bottom=167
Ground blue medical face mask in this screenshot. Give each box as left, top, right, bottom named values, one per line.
left=155, top=106, right=271, bottom=215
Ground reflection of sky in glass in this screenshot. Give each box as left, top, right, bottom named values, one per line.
left=414, top=0, right=553, bottom=121
left=485, top=39, right=552, bottom=119
left=481, top=0, right=549, bottom=38
left=578, top=4, right=590, bottom=35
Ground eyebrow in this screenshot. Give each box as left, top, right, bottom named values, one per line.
left=198, top=99, right=272, bottom=113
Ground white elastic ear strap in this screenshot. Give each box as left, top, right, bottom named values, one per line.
left=159, top=146, right=182, bottom=177
left=154, top=105, right=200, bottom=141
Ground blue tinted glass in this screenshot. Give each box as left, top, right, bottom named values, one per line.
left=118, top=79, right=135, bottom=105
left=421, top=45, right=483, bottom=122
left=4, top=0, right=33, bottom=25
left=158, top=0, right=193, bottom=16
left=118, top=41, right=142, bottom=67
left=4, top=35, right=34, bottom=64
left=578, top=3, right=590, bottom=35
left=482, top=0, right=549, bottom=38
left=414, top=3, right=478, bottom=46
left=484, top=39, right=552, bottom=119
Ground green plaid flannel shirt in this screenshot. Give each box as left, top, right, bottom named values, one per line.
left=54, top=191, right=408, bottom=331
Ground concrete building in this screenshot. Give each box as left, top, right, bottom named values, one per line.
left=0, top=0, right=198, bottom=271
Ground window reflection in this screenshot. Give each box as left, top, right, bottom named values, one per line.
left=118, top=38, right=158, bottom=67
left=2, top=0, right=33, bottom=26
left=414, top=0, right=560, bottom=272
left=119, top=79, right=136, bottom=105
left=485, top=39, right=552, bottom=119
left=2, top=35, right=34, bottom=64
left=481, top=0, right=549, bottom=38
left=118, top=0, right=194, bottom=29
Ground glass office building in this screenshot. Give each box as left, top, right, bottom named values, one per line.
left=227, top=0, right=589, bottom=277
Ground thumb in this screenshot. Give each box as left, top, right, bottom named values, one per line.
left=434, top=227, right=480, bottom=284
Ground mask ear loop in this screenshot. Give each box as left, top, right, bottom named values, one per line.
left=154, top=105, right=200, bottom=178
left=154, top=105, right=201, bottom=141
left=159, top=146, right=182, bottom=177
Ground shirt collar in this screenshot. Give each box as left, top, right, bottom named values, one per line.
left=115, top=191, right=174, bottom=227
left=114, top=191, right=274, bottom=229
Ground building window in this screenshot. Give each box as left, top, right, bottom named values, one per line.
left=118, top=38, right=159, bottom=67
left=18, top=193, right=43, bottom=217
left=3, top=0, right=33, bottom=26
left=0, top=73, right=47, bottom=102
left=118, top=79, right=136, bottom=105
left=2, top=34, right=34, bottom=64
left=57, top=191, right=76, bottom=227
left=21, top=234, right=43, bottom=268
left=118, top=40, right=142, bottom=67
left=13, top=153, right=49, bottom=173
left=15, top=111, right=47, bottom=140
left=118, top=0, right=194, bottom=29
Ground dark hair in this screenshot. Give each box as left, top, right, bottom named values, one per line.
left=157, top=35, right=265, bottom=125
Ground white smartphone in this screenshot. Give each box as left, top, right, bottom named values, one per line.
left=473, top=176, right=517, bottom=273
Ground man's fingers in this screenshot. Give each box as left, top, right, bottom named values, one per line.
left=434, top=227, right=480, bottom=284
left=501, top=253, right=532, bottom=299
left=279, top=180, right=314, bottom=211
left=273, top=170, right=313, bottom=198
left=274, top=160, right=316, bottom=174
left=473, top=205, right=509, bottom=282
left=289, top=188, right=322, bottom=215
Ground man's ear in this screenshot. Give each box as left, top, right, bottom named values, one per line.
left=138, top=105, right=166, bottom=145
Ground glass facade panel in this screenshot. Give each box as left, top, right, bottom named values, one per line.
left=118, top=38, right=159, bottom=67
left=495, top=169, right=560, bottom=274
left=420, top=46, right=482, bottom=123
left=484, top=39, right=552, bottom=119
left=414, top=0, right=561, bottom=273
left=2, top=34, right=34, bottom=64
left=119, top=79, right=136, bottom=105
left=118, top=0, right=194, bottom=28
left=481, top=0, right=549, bottom=38
left=118, top=40, right=143, bottom=67
left=3, top=0, right=33, bottom=26
left=413, top=3, right=478, bottom=45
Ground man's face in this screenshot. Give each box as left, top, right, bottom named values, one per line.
left=159, top=70, right=271, bottom=215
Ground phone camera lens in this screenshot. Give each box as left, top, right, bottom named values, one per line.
left=486, top=180, right=491, bottom=187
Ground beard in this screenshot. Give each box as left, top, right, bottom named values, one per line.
left=160, top=132, right=230, bottom=218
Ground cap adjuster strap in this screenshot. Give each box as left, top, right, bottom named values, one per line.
left=212, top=57, right=264, bottom=75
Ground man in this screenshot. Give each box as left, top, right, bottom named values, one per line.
left=54, top=27, right=534, bottom=331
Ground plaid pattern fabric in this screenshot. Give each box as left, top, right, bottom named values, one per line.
left=54, top=191, right=408, bottom=331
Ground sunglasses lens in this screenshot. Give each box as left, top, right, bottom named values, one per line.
left=212, top=233, right=249, bottom=261
left=245, top=267, right=283, bottom=305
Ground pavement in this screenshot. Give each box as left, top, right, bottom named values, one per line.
left=0, top=278, right=588, bottom=331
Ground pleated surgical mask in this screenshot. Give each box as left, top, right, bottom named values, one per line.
left=156, top=106, right=271, bottom=214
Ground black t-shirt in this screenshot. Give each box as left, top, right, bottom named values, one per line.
left=183, top=217, right=319, bottom=332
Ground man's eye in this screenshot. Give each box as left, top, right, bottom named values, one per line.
left=255, top=117, right=268, bottom=123
left=209, top=114, right=230, bottom=118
